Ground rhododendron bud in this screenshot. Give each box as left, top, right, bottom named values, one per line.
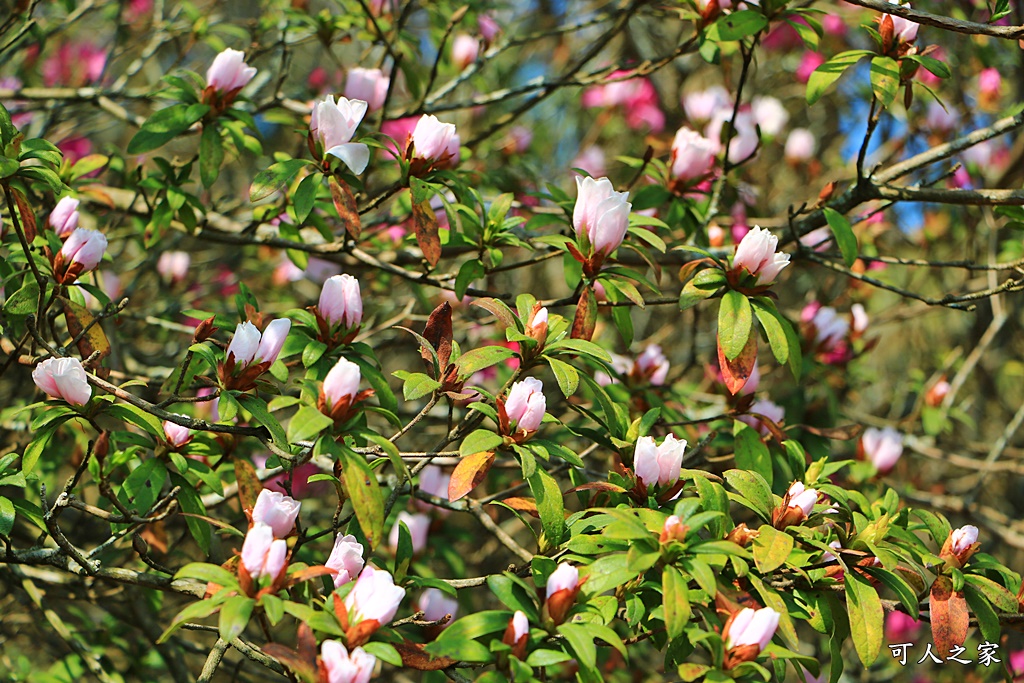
left=504, top=377, right=546, bottom=433
left=635, top=344, right=670, bottom=385
left=774, top=481, right=818, bottom=528
left=320, top=640, right=375, bottom=683
left=206, top=48, right=257, bottom=93
left=732, top=226, right=790, bottom=285
left=885, top=1, right=918, bottom=44
left=344, top=565, right=405, bottom=627
left=670, top=127, right=716, bottom=183
left=344, top=67, right=389, bottom=112
left=319, top=274, right=363, bottom=329
left=323, top=357, right=362, bottom=409
left=941, top=524, right=980, bottom=567
left=543, top=563, right=581, bottom=625
left=418, top=588, right=458, bottom=626
left=390, top=511, right=431, bottom=553
left=32, top=357, right=92, bottom=406
left=326, top=533, right=365, bottom=587
left=925, top=378, right=950, bottom=407
left=660, top=515, right=689, bottom=543
left=573, top=176, right=631, bottom=257
left=411, top=114, right=460, bottom=166
left=708, top=224, right=726, bottom=247
left=60, top=228, right=107, bottom=274
left=861, top=426, right=903, bottom=473
left=157, top=251, right=190, bottom=283
left=253, top=318, right=290, bottom=365
left=240, top=523, right=288, bottom=580
left=724, top=607, right=780, bottom=667
left=725, top=522, right=759, bottom=547
left=751, top=96, right=788, bottom=137
left=310, top=95, right=370, bottom=174
left=502, top=610, right=529, bottom=657
left=478, top=14, right=500, bottom=42
left=451, top=33, right=479, bottom=70
left=784, top=128, right=816, bottom=162
left=526, top=305, right=548, bottom=345
left=633, top=434, right=687, bottom=489
left=162, top=418, right=192, bottom=448
left=49, top=196, right=80, bottom=236
left=252, top=488, right=301, bottom=538
left=226, top=321, right=261, bottom=366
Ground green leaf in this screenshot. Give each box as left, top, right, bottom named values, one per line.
left=752, top=525, right=793, bottom=573
left=3, top=278, right=40, bottom=316
left=711, top=10, right=767, bottom=41
left=845, top=571, right=884, bottom=667
left=199, top=124, right=224, bottom=188
left=455, top=259, right=486, bottom=300
left=724, top=469, right=775, bottom=522
left=287, top=405, right=334, bottom=444
left=750, top=299, right=790, bottom=365
left=158, top=595, right=228, bottom=643
left=963, top=574, right=1019, bottom=613
left=293, top=171, right=321, bottom=223
left=870, top=56, right=900, bottom=108
left=250, top=159, right=311, bottom=202
left=122, top=458, right=168, bottom=515
left=558, top=623, right=597, bottom=673
left=330, top=441, right=384, bottom=547
left=0, top=496, right=15, bottom=536
left=21, top=419, right=70, bottom=474
left=128, top=103, right=211, bottom=154
left=529, top=468, right=566, bottom=547
left=219, top=596, right=255, bottom=642
left=733, top=421, right=773, bottom=487
left=454, top=346, right=517, bottom=377
left=904, top=54, right=950, bottom=79
left=807, top=50, right=871, bottom=105
left=175, top=562, right=241, bottom=589
left=460, top=429, right=504, bottom=457
left=171, top=473, right=212, bottom=555
left=718, top=290, right=752, bottom=362
left=964, top=583, right=1000, bottom=643
left=399, top=372, right=441, bottom=401
left=237, top=395, right=287, bottom=446
left=662, top=566, right=691, bottom=640
left=547, top=356, right=580, bottom=397
left=301, top=340, right=328, bottom=368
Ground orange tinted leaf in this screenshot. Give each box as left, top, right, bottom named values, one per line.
left=571, top=284, right=597, bottom=341
left=330, top=175, right=361, bottom=239
left=412, top=198, right=441, bottom=267
left=394, top=640, right=457, bottom=670
left=448, top=451, right=495, bottom=502
left=235, top=459, right=262, bottom=516
left=719, top=331, right=757, bottom=395
left=931, top=576, right=969, bottom=657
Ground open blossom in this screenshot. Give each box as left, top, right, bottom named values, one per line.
left=32, top=357, right=92, bottom=406
left=418, top=589, right=459, bottom=626
left=861, top=426, right=903, bottom=473
left=411, top=114, right=460, bottom=166
left=389, top=511, right=431, bottom=553
left=162, top=417, right=192, bottom=448
left=505, top=377, right=546, bottom=432
left=326, top=533, right=365, bottom=587
left=884, top=1, right=918, bottom=44
left=451, top=33, right=479, bottom=70
left=573, top=176, right=631, bottom=257
left=206, top=48, right=257, bottom=92
left=635, top=345, right=670, bottom=386
left=319, top=274, right=362, bottom=329
left=724, top=607, right=780, bottom=667
left=951, top=525, right=978, bottom=554
left=320, top=640, right=375, bottom=683
left=240, top=523, right=288, bottom=580
left=633, top=434, right=687, bottom=488
left=809, top=306, right=849, bottom=350
left=311, top=95, right=370, bottom=174
left=670, top=127, right=717, bottom=183
left=252, top=489, right=301, bottom=538
left=49, top=197, right=80, bottom=236
left=733, top=226, right=790, bottom=285
left=344, top=565, right=405, bottom=627
left=157, top=251, right=190, bottom=283
left=226, top=319, right=290, bottom=368
left=344, top=67, right=389, bottom=111
left=60, top=228, right=107, bottom=274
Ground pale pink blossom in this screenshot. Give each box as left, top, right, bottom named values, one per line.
left=451, top=33, right=479, bottom=70
left=61, top=229, right=107, bottom=273
left=950, top=525, right=978, bottom=555
left=319, top=274, right=362, bottom=328
left=751, top=96, right=788, bottom=137
left=504, top=377, right=546, bottom=432
left=323, top=357, right=362, bottom=409
left=705, top=108, right=759, bottom=163
left=157, top=251, right=190, bottom=283
left=636, top=345, right=670, bottom=385
left=251, top=488, right=301, bottom=538
left=786, top=481, right=818, bottom=516
left=344, top=67, right=390, bottom=112
left=573, top=176, right=631, bottom=257
left=311, top=95, right=370, bottom=174
left=326, top=533, right=365, bottom=587
left=926, top=101, right=959, bottom=131
left=851, top=304, right=869, bottom=334
left=633, top=434, right=687, bottom=488
left=733, top=226, right=790, bottom=285
left=49, top=197, right=80, bottom=237
left=240, top=523, right=288, bottom=579
left=32, top=357, right=92, bottom=406
left=320, top=640, right=375, bottom=683
left=725, top=607, right=780, bottom=651
left=389, top=511, right=430, bottom=553
left=571, top=146, right=606, bottom=178
left=861, top=426, right=903, bottom=473
left=162, top=417, right=192, bottom=447
left=546, top=563, right=580, bottom=595
left=784, top=128, right=816, bottom=162
left=884, top=1, right=918, bottom=43
left=206, top=48, right=257, bottom=92
left=682, top=85, right=730, bottom=124
left=670, top=127, right=717, bottom=182
left=411, top=114, right=460, bottom=166
left=418, top=589, right=459, bottom=625
left=739, top=399, right=785, bottom=435
left=344, top=565, right=405, bottom=626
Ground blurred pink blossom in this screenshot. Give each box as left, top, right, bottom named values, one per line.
left=43, top=42, right=106, bottom=87
left=796, top=52, right=826, bottom=84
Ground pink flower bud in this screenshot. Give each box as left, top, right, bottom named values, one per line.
left=786, top=481, right=818, bottom=516
left=796, top=52, right=826, bottom=84
left=851, top=304, right=869, bottom=334
left=418, top=588, right=459, bottom=626
left=732, top=226, right=790, bottom=285
left=635, top=345, right=670, bottom=386
left=543, top=563, right=581, bottom=625
left=389, top=511, right=431, bottom=553
left=32, top=357, right=92, bottom=406
left=670, top=127, right=716, bottom=183
left=411, top=114, right=460, bottom=166
left=784, top=128, right=816, bottom=162
left=344, top=67, right=390, bottom=112
left=478, top=14, right=500, bottom=42
left=573, top=176, right=631, bottom=257
left=861, top=426, right=903, bottom=473
left=326, top=533, right=365, bottom=587
left=226, top=321, right=261, bottom=366
left=344, top=565, right=405, bottom=626
left=926, top=101, right=959, bottom=132
left=319, top=274, right=363, bottom=328
left=157, top=251, right=190, bottom=283
left=323, top=357, right=362, bottom=409
left=240, top=523, right=288, bottom=579
left=810, top=306, right=849, bottom=349
left=252, top=488, right=301, bottom=538
left=925, top=379, right=950, bottom=407
left=311, top=95, right=370, bottom=174
left=978, top=67, right=1002, bottom=99
left=253, top=318, right=290, bottom=365
left=510, top=611, right=529, bottom=641
left=206, top=48, right=257, bottom=93
left=885, top=2, right=918, bottom=43
left=950, top=525, right=978, bottom=555
left=163, top=417, right=192, bottom=448
left=451, top=33, right=479, bottom=70
left=61, top=228, right=107, bottom=273
left=725, top=607, right=780, bottom=651
left=546, top=563, right=579, bottom=595
left=633, top=434, right=687, bottom=488
left=49, top=196, right=80, bottom=236
left=320, top=640, right=376, bottom=683
left=504, top=377, right=546, bottom=432
left=660, top=515, right=688, bottom=543
left=751, top=96, right=789, bottom=137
